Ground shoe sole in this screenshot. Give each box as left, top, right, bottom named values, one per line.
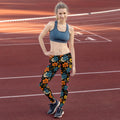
left=54, top=111, right=64, bottom=118
left=51, top=101, right=60, bottom=114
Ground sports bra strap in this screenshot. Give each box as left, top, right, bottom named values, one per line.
left=66, top=24, right=68, bottom=31
left=55, top=21, right=68, bottom=31
left=54, top=21, right=57, bottom=29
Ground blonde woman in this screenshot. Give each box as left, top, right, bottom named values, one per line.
left=39, top=2, right=76, bottom=118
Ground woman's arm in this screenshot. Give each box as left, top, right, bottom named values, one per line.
left=38, top=21, right=54, bottom=56
left=69, top=25, right=76, bottom=76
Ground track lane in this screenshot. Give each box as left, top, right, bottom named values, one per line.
left=0, top=6, right=120, bottom=120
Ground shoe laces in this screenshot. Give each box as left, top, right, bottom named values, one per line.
left=57, top=107, right=61, bottom=113
left=49, top=103, right=54, bottom=108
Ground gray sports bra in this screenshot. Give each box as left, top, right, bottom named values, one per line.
left=49, top=21, right=70, bottom=43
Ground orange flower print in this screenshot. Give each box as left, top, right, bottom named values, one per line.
left=52, top=62, right=58, bottom=66
left=40, top=86, right=43, bottom=90
left=61, top=81, right=66, bottom=85
left=43, top=78, right=48, bottom=84
left=62, top=62, right=68, bottom=68
left=60, top=98, right=63, bottom=102
left=60, top=55, right=63, bottom=58
left=49, top=93, right=52, bottom=98
left=49, top=55, right=53, bottom=59
left=61, top=70, right=63, bottom=74
left=44, top=67, right=49, bottom=72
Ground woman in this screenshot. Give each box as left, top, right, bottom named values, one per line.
left=39, top=2, right=76, bottom=118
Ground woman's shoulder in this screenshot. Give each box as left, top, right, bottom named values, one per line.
left=47, top=21, right=55, bottom=27
left=68, top=24, right=74, bottom=34
left=46, top=21, right=55, bottom=31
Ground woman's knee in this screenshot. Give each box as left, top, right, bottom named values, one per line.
left=39, top=77, right=49, bottom=89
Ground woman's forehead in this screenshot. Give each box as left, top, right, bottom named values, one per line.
left=57, top=8, right=68, bottom=13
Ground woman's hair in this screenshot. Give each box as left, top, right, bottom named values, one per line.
left=54, top=1, right=69, bottom=14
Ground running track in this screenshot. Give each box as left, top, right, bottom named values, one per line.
left=0, top=0, right=120, bottom=120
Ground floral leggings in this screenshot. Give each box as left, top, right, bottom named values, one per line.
left=39, top=53, right=72, bottom=108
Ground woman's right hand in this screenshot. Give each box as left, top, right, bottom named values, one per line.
left=44, top=51, right=54, bottom=56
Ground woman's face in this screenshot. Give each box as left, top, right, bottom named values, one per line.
left=56, top=8, right=68, bottom=22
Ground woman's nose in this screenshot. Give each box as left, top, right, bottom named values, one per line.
left=61, top=14, right=64, bottom=17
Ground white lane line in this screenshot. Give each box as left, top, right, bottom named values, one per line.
left=74, top=38, right=81, bottom=42
left=0, top=9, right=120, bottom=23
left=73, top=26, right=112, bottom=42
left=1, top=17, right=120, bottom=33
left=0, top=18, right=119, bottom=33
left=0, top=87, right=120, bottom=99
left=77, top=40, right=112, bottom=43
left=0, top=70, right=120, bottom=80
left=91, top=9, right=120, bottom=14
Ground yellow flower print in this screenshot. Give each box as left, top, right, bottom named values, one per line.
left=63, top=101, right=65, bottom=104
left=67, top=77, right=69, bottom=82
left=64, top=95, right=67, bottom=99
left=69, top=58, right=72, bottom=62
left=69, top=64, right=72, bottom=68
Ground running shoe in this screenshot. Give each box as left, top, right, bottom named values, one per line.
left=54, top=107, right=64, bottom=118
left=47, top=100, right=60, bottom=114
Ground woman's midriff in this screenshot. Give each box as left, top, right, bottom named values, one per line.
left=50, top=41, right=70, bottom=55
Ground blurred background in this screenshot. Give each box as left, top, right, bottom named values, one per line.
left=0, top=0, right=120, bottom=20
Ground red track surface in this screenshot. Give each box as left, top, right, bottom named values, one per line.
left=0, top=0, right=120, bottom=120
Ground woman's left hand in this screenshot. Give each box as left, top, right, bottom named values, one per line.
left=44, top=51, right=54, bottom=56
left=71, top=66, right=76, bottom=76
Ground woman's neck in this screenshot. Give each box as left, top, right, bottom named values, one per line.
left=57, top=20, right=66, bottom=25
